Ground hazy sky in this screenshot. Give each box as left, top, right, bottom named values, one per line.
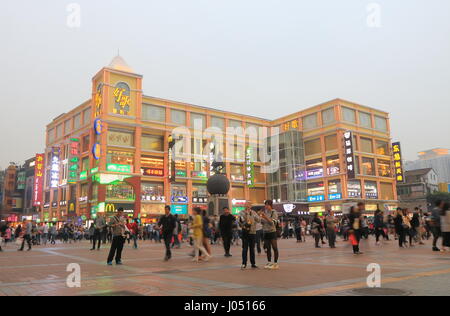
left=1, top=0, right=449, bottom=168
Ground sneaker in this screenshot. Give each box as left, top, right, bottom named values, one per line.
left=264, top=263, right=273, bottom=269
left=271, top=263, right=279, bottom=270
left=116, top=261, right=123, bottom=265
left=241, top=264, right=247, bottom=270
left=433, top=247, right=440, bottom=252
left=251, top=265, right=259, bottom=269
left=107, top=262, right=113, bottom=266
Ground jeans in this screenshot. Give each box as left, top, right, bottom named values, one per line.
left=92, top=229, right=102, bottom=249
left=222, top=233, right=232, bottom=255
left=163, top=233, right=173, bottom=259
left=42, top=233, right=48, bottom=245
left=242, top=233, right=256, bottom=266
left=255, top=229, right=263, bottom=253
left=107, top=236, right=125, bottom=263
left=326, top=228, right=336, bottom=248
left=20, top=234, right=32, bottom=250
left=431, top=226, right=441, bottom=248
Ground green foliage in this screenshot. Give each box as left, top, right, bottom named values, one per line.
left=427, top=191, right=450, bottom=205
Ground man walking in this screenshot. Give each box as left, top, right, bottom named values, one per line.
left=107, top=208, right=126, bottom=265
left=91, top=214, right=106, bottom=251
left=19, top=220, right=33, bottom=251
left=158, top=205, right=176, bottom=261
left=219, top=207, right=234, bottom=257
left=430, top=200, right=444, bottom=251
left=325, top=211, right=338, bottom=248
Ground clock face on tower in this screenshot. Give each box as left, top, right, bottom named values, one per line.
left=113, top=82, right=131, bottom=115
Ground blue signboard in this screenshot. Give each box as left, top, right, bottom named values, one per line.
left=329, top=193, right=342, bottom=200
left=307, top=195, right=325, bottom=202
left=171, top=204, right=188, bottom=215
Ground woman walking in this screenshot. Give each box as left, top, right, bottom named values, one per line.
left=260, top=200, right=280, bottom=270
left=394, top=208, right=407, bottom=248
left=311, top=213, right=323, bottom=248
left=192, top=208, right=211, bottom=262
left=348, top=205, right=363, bottom=255
left=440, top=203, right=450, bottom=251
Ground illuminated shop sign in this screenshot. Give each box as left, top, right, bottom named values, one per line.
left=343, top=131, right=356, bottom=179
left=192, top=171, right=207, bottom=178
left=92, top=173, right=132, bottom=185
left=192, top=197, right=208, bottom=204
left=328, top=193, right=342, bottom=200
left=79, top=171, right=88, bottom=180
left=306, top=168, right=324, bottom=179
left=141, top=168, right=164, bottom=177
left=94, top=119, right=102, bottom=135
left=171, top=204, right=188, bottom=215
left=90, top=167, right=99, bottom=174
left=283, top=204, right=297, bottom=213
left=50, top=147, right=61, bottom=188
left=92, top=143, right=101, bottom=160
left=232, top=206, right=245, bottom=215
left=94, top=83, right=103, bottom=117
left=245, top=146, right=254, bottom=187
left=307, top=195, right=325, bottom=202
left=327, top=166, right=340, bottom=176
left=51, top=202, right=58, bottom=208
left=113, top=82, right=131, bottom=115
left=392, top=142, right=404, bottom=183
left=171, top=196, right=189, bottom=203
left=33, top=154, right=44, bottom=206
left=142, top=194, right=166, bottom=203
left=176, top=170, right=187, bottom=177
left=282, top=119, right=299, bottom=132
left=106, top=163, right=132, bottom=173
left=68, top=138, right=80, bottom=184
left=16, top=171, right=26, bottom=190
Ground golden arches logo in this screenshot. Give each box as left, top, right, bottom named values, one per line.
left=105, top=203, right=116, bottom=213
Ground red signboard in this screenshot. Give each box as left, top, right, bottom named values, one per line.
left=33, top=153, right=45, bottom=206
left=142, top=168, right=164, bottom=177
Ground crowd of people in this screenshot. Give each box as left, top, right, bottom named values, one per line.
left=1, top=199, right=449, bottom=270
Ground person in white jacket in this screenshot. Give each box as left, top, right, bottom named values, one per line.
left=440, top=203, right=450, bottom=251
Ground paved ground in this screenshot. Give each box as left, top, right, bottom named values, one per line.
left=0, top=236, right=449, bottom=296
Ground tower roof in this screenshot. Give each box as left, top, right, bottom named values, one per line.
left=107, top=55, right=134, bottom=73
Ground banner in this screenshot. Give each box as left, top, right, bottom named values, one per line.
left=33, top=154, right=45, bottom=206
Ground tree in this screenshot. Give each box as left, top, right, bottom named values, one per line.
left=427, top=192, right=450, bottom=206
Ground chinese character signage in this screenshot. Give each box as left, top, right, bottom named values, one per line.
left=94, top=83, right=103, bottom=118
left=343, top=131, right=356, bottom=179
left=307, top=195, right=325, bottom=202
left=16, top=171, right=26, bottom=190
left=392, top=142, right=404, bottom=183
left=113, top=82, right=131, bottom=115
left=68, top=138, right=80, bottom=184
left=282, top=119, right=300, bottom=132
left=141, top=168, right=164, bottom=177
left=246, top=146, right=255, bottom=187
left=33, top=154, right=45, bottom=206
left=50, top=148, right=60, bottom=188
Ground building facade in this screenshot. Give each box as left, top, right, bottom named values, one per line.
left=397, top=168, right=439, bottom=210
left=405, top=148, right=450, bottom=183
left=41, top=57, right=398, bottom=223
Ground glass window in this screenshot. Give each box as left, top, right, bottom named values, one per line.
left=375, top=116, right=387, bottom=131
left=254, top=165, right=265, bottom=183
left=342, top=107, right=356, bottom=123
left=141, top=182, right=164, bottom=201
left=64, top=119, right=71, bottom=135
left=106, top=150, right=134, bottom=166
left=378, top=159, right=391, bottom=177
left=359, top=112, right=372, bottom=128
left=142, top=135, right=164, bottom=152
left=322, top=108, right=335, bottom=125
left=192, top=185, right=208, bottom=198
left=364, top=181, right=378, bottom=199
left=231, top=186, right=245, bottom=200
left=82, top=135, right=90, bottom=153
left=325, top=134, right=338, bottom=151
left=48, top=128, right=55, bottom=143
left=83, top=107, right=91, bottom=124
left=347, top=180, right=361, bottom=198
left=328, top=179, right=342, bottom=194
left=375, top=140, right=389, bottom=156
left=171, top=109, right=186, bottom=125
left=74, top=113, right=81, bottom=130
left=106, top=182, right=135, bottom=201
left=230, top=164, right=244, bottom=182
left=211, top=116, right=225, bottom=130
left=326, top=155, right=340, bottom=176
left=306, top=158, right=324, bottom=179
left=81, top=157, right=89, bottom=172
left=107, top=130, right=134, bottom=147
left=249, top=188, right=266, bottom=204
left=361, top=157, right=375, bottom=175
left=143, top=104, right=166, bottom=122
left=307, top=182, right=325, bottom=196
left=360, top=137, right=373, bottom=153
left=304, top=138, right=321, bottom=156
left=190, top=113, right=206, bottom=129
left=56, top=124, right=62, bottom=139
left=302, top=113, right=318, bottom=129
left=228, top=119, right=242, bottom=129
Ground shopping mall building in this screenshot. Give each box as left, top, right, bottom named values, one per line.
left=40, top=56, right=398, bottom=223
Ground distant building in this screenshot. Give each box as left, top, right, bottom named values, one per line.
left=397, top=168, right=439, bottom=210
left=405, top=148, right=450, bottom=183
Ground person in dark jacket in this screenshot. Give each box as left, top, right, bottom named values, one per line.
left=394, top=208, right=406, bottom=248
left=158, top=205, right=176, bottom=261
left=348, top=203, right=364, bottom=255
left=374, top=209, right=387, bottom=245
left=219, top=207, right=234, bottom=257
left=311, top=214, right=323, bottom=248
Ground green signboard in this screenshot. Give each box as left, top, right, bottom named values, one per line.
left=106, top=163, right=132, bottom=173
left=176, top=170, right=187, bottom=177
left=79, top=171, right=88, bottom=180
left=232, top=206, right=245, bottom=215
